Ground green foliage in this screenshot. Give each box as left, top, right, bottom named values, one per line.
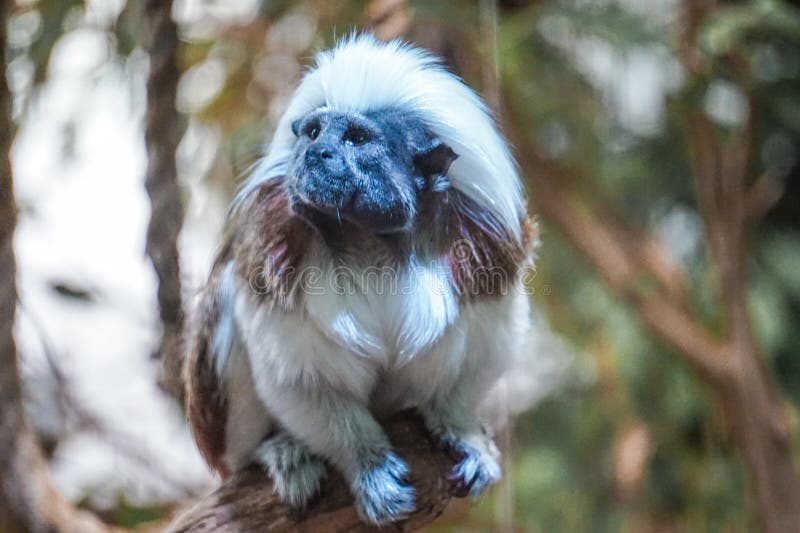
left=701, top=0, right=800, bottom=56
left=82, top=497, right=170, bottom=529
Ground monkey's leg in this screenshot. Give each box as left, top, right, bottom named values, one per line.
left=420, top=385, right=501, bottom=498
left=254, top=432, right=327, bottom=508
left=262, top=383, right=416, bottom=525
left=419, top=294, right=527, bottom=497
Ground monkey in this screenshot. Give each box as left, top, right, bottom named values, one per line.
left=184, top=34, right=538, bottom=526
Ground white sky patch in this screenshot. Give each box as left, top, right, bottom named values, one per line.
left=537, top=5, right=686, bottom=138
left=48, top=28, right=111, bottom=78
left=177, top=57, right=227, bottom=114
left=572, top=38, right=684, bottom=136
left=704, top=80, right=748, bottom=127
left=654, top=205, right=702, bottom=265
left=84, top=0, right=127, bottom=28
left=173, top=0, right=261, bottom=40
left=7, top=9, right=41, bottom=49
left=178, top=118, right=228, bottom=293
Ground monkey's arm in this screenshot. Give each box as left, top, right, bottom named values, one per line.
left=185, top=258, right=277, bottom=478
left=419, top=293, right=530, bottom=496
left=257, top=379, right=416, bottom=525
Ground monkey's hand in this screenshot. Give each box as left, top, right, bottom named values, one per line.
left=256, top=433, right=416, bottom=524
left=421, top=398, right=502, bottom=499
left=257, top=382, right=417, bottom=526
left=440, top=430, right=501, bottom=498
left=255, top=433, right=327, bottom=508
left=353, top=449, right=416, bottom=525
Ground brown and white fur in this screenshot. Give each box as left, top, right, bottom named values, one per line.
left=184, top=35, right=538, bottom=525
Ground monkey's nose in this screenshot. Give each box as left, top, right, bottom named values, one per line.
left=306, top=144, right=334, bottom=163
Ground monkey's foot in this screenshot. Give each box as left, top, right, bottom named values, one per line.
left=441, top=432, right=501, bottom=498
left=255, top=433, right=327, bottom=508
left=353, top=450, right=416, bottom=525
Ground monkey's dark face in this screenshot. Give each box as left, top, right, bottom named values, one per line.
left=288, top=108, right=456, bottom=236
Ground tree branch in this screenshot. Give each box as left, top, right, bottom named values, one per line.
left=676, top=4, right=800, bottom=530
left=498, top=109, right=732, bottom=385
left=535, top=165, right=729, bottom=385
left=143, top=0, right=186, bottom=405
left=167, top=412, right=457, bottom=533
left=366, top=0, right=411, bottom=41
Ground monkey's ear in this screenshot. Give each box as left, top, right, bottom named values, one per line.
left=414, top=142, right=458, bottom=178
left=291, top=119, right=301, bottom=137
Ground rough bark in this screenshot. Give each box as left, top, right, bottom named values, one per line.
left=167, top=412, right=457, bottom=533
left=0, top=2, right=29, bottom=527
left=143, top=0, right=186, bottom=405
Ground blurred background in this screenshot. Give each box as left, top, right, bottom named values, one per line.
left=2, top=0, right=800, bottom=531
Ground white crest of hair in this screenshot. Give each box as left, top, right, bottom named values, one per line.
left=235, top=33, right=525, bottom=241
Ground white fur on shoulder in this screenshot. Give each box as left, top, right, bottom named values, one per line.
left=236, top=34, right=524, bottom=241
left=212, top=261, right=237, bottom=376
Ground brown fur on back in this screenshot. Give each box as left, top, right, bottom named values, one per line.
left=231, top=177, right=312, bottom=309
left=184, top=259, right=231, bottom=477
left=420, top=191, right=538, bottom=300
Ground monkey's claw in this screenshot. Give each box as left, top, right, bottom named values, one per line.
left=354, top=451, right=416, bottom=525
left=444, top=436, right=501, bottom=498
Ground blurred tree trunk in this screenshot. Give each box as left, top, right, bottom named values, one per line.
left=0, top=3, right=111, bottom=531
left=142, top=0, right=186, bottom=405
left=0, top=0, right=29, bottom=527
left=677, top=4, right=800, bottom=529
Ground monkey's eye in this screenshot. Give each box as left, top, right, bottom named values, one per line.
left=343, top=127, right=372, bottom=147
left=304, top=120, right=321, bottom=140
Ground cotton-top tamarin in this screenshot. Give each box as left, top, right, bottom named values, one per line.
left=184, top=34, right=538, bottom=526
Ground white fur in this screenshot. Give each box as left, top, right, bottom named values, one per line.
left=222, top=335, right=271, bottom=472
left=236, top=34, right=525, bottom=241
left=302, top=251, right=459, bottom=366
left=214, top=36, right=535, bottom=523
left=223, top=254, right=532, bottom=470
left=231, top=249, right=460, bottom=396
left=212, top=261, right=237, bottom=375
left=231, top=257, right=529, bottom=410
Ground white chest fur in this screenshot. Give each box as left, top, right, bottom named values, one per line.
left=303, top=256, right=459, bottom=366
left=234, top=255, right=461, bottom=400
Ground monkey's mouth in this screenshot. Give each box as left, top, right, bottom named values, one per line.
left=288, top=169, right=411, bottom=235
left=289, top=191, right=357, bottom=233
left=290, top=191, right=410, bottom=237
